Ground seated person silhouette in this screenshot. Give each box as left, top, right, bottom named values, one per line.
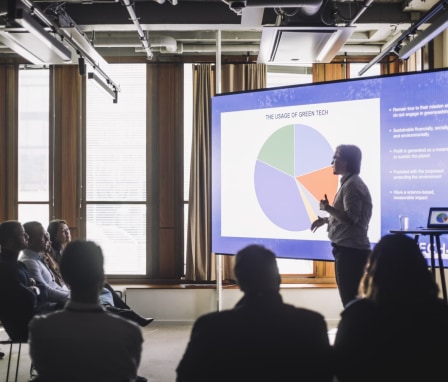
left=0, top=220, right=56, bottom=342
left=176, top=244, right=334, bottom=382
left=333, top=234, right=448, bottom=382
left=29, top=240, right=144, bottom=382
left=20, top=221, right=153, bottom=327
left=46, top=219, right=145, bottom=313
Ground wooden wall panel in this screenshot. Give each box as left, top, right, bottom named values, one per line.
left=0, top=64, right=18, bottom=221
left=0, top=65, right=7, bottom=221
left=313, top=62, right=347, bottom=82
left=159, top=228, right=177, bottom=278
left=147, top=63, right=184, bottom=279
left=50, top=65, right=82, bottom=237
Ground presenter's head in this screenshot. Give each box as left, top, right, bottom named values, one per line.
left=234, top=244, right=280, bottom=294
left=332, top=144, right=362, bottom=175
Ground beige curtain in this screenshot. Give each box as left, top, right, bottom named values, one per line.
left=185, top=63, right=266, bottom=282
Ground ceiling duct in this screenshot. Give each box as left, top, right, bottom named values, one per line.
left=122, top=0, right=153, bottom=59
left=258, top=26, right=355, bottom=64
left=0, top=0, right=120, bottom=101
left=223, top=0, right=323, bottom=16
left=0, top=0, right=72, bottom=64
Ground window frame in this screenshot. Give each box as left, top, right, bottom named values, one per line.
left=10, top=58, right=389, bottom=284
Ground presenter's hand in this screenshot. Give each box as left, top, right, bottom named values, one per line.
left=311, top=216, right=327, bottom=232
left=319, top=194, right=330, bottom=211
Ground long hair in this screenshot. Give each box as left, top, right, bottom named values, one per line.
left=47, top=219, right=68, bottom=251
left=360, top=234, right=439, bottom=304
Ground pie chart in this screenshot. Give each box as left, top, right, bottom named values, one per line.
left=254, top=124, right=338, bottom=231
left=436, top=213, right=448, bottom=223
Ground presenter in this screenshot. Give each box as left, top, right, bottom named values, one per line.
left=311, top=144, right=372, bottom=307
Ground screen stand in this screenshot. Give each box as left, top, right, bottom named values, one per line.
left=216, top=254, right=223, bottom=311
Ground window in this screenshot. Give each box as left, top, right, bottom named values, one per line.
left=15, top=60, right=379, bottom=281
left=182, top=63, right=315, bottom=276
left=18, top=67, right=50, bottom=225
left=350, top=63, right=381, bottom=78
left=266, top=64, right=313, bottom=87
left=85, top=64, right=146, bottom=275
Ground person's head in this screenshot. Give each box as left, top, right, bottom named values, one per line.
left=234, top=244, right=281, bottom=294
left=360, top=234, right=439, bottom=304
left=0, top=220, right=28, bottom=253
left=47, top=219, right=71, bottom=251
left=60, top=240, right=105, bottom=299
left=332, top=144, right=362, bottom=175
left=23, top=221, right=47, bottom=253
left=43, top=231, right=52, bottom=253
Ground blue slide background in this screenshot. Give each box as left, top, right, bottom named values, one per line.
left=212, top=69, right=448, bottom=266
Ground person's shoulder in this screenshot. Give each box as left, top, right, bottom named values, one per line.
left=282, top=304, right=327, bottom=324
left=105, top=314, right=144, bottom=342
left=29, top=310, right=63, bottom=329
left=283, top=303, right=322, bottom=316
left=341, top=298, right=376, bottom=317
left=104, top=311, right=143, bottom=332
left=191, top=309, right=236, bottom=330
left=349, top=174, right=368, bottom=186
left=18, top=251, right=37, bottom=262
left=195, top=309, right=230, bottom=322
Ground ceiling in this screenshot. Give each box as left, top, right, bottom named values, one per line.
left=0, top=0, right=444, bottom=68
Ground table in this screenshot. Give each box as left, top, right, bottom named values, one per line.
left=389, top=229, right=448, bottom=302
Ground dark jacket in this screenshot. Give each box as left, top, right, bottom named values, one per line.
left=177, top=292, right=334, bottom=382
left=0, top=257, right=38, bottom=341
left=334, top=297, right=448, bottom=382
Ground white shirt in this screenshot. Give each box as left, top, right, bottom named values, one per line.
left=19, top=249, right=70, bottom=304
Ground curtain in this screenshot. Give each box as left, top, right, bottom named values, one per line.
left=185, top=63, right=266, bottom=282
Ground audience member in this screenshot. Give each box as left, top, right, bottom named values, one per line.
left=47, top=219, right=70, bottom=265
left=46, top=219, right=140, bottom=311
left=0, top=221, right=56, bottom=341
left=176, top=244, right=334, bottom=382
left=333, top=234, right=448, bottom=382
left=20, top=221, right=70, bottom=306
left=21, top=221, right=153, bottom=327
left=41, top=231, right=64, bottom=288
left=29, top=240, right=144, bottom=382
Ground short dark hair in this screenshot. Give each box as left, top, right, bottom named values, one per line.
left=60, top=240, right=104, bottom=291
left=336, top=144, right=362, bottom=174
left=23, top=221, right=43, bottom=240
left=234, top=244, right=280, bottom=293
left=0, top=220, right=22, bottom=247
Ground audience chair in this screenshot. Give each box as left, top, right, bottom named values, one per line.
left=0, top=338, right=24, bottom=382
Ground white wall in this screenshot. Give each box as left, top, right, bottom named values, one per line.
left=122, top=267, right=448, bottom=329
left=125, top=286, right=344, bottom=329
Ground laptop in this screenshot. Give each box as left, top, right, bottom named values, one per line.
left=425, top=207, right=448, bottom=229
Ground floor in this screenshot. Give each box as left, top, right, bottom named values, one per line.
left=1, top=322, right=338, bottom=382
left=0, top=322, right=192, bottom=382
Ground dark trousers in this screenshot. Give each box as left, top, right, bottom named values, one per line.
left=103, top=282, right=130, bottom=309
left=332, top=243, right=370, bottom=307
